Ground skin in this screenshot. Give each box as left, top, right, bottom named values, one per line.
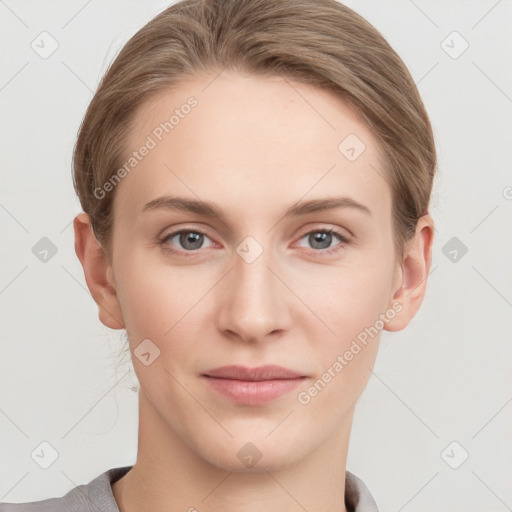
left=74, top=70, right=434, bottom=512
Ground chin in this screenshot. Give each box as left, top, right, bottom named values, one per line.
left=193, top=427, right=313, bottom=474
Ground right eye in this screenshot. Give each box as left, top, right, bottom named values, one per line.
left=159, top=229, right=215, bottom=256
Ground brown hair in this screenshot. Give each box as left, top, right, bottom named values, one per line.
left=72, top=0, right=436, bottom=262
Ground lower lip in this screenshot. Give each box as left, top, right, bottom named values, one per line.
left=202, top=376, right=306, bottom=405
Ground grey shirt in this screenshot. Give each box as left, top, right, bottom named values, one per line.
left=0, top=466, right=380, bottom=511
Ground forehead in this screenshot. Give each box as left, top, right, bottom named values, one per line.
left=114, top=71, right=391, bottom=223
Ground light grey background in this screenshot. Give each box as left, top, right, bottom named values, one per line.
left=1, top=1, right=511, bottom=511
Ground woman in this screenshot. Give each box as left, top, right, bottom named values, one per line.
left=0, top=0, right=435, bottom=510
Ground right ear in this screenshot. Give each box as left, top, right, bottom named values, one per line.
left=73, top=213, right=125, bottom=330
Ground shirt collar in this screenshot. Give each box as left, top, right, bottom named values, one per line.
left=103, top=466, right=380, bottom=512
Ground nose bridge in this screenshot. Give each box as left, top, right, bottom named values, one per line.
left=217, top=235, right=288, bottom=341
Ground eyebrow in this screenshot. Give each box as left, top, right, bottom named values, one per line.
left=142, top=195, right=372, bottom=221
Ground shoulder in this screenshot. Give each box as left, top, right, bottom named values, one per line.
left=0, top=466, right=132, bottom=512
left=345, top=470, right=380, bottom=512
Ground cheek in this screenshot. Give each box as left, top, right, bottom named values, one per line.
left=298, top=280, right=387, bottom=416
left=298, top=251, right=395, bottom=385
left=295, top=251, right=395, bottom=338
left=114, top=253, right=211, bottom=361
left=113, top=253, right=176, bottom=339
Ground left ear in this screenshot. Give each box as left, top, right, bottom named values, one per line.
left=384, top=214, right=435, bottom=332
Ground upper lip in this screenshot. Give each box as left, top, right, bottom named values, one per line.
left=203, top=365, right=305, bottom=381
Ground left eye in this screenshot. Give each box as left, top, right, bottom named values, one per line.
left=297, top=229, right=349, bottom=252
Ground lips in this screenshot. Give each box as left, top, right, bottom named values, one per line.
left=203, top=365, right=304, bottom=381
left=201, top=365, right=307, bottom=405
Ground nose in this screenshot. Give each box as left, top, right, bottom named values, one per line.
left=216, top=240, right=293, bottom=343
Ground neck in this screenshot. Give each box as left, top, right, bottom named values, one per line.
left=112, top=393, right=353, bottom=512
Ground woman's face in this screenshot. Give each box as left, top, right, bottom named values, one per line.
left=106, top=71, right=404, bottom=471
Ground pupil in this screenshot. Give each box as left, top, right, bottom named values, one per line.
left=311, top=232, right=330, bottom=249
left=181, top=232, right=202, bottom=250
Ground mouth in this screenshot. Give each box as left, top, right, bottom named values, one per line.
left=201, top=365, right=308, bottom=405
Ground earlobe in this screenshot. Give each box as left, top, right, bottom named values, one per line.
left=384, top=215, right=435, bottom=332
left=73, top=213, right=125, bottom=330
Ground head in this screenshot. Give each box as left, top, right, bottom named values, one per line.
left=73, top=0, right=435, bottom=472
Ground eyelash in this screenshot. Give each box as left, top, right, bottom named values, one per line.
left=158, top=227, right=350, bottom=258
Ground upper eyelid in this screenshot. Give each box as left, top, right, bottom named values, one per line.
left=162, top=224, right=350, bottom=237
